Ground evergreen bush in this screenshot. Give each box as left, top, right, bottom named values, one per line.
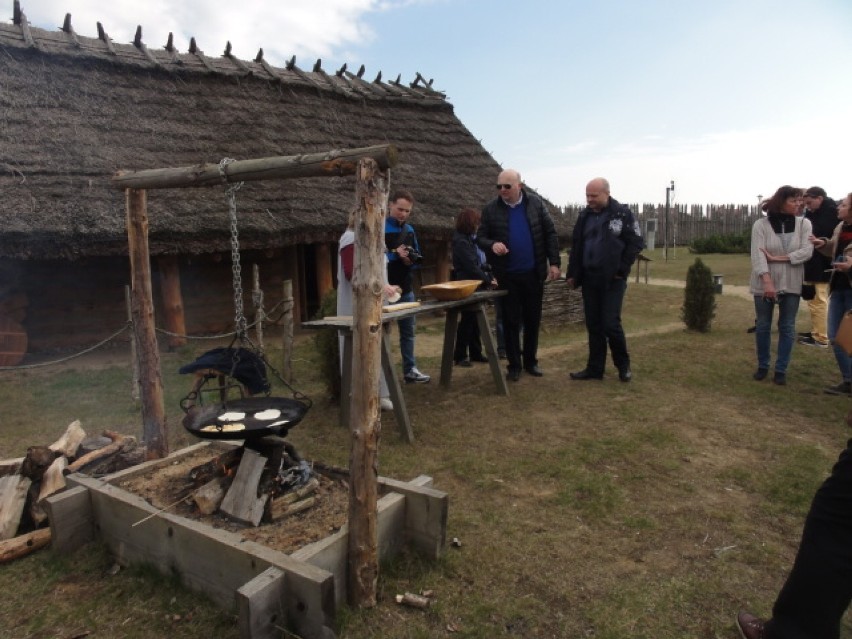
left=688, top=230, right=750, bottom=254
left=313, top=288, right=341, bottom=400
left=682, top=258, right=716, bottom=332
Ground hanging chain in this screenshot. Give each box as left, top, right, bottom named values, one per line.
left=215, top=158, right=311, bottom=407
left=219, top=158, right=246, bottom=338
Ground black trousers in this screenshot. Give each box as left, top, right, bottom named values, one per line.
left=765, top=438, right=852, bottom=639
left=580, top=273, right=629, bottom=375
left=503, top=271, right=543, bottom=372
left=454, top=309, right=483, bottom=361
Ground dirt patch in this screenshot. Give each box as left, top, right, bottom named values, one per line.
left=115, top=447, right=351, bottom=555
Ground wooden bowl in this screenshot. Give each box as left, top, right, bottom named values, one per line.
left=420, top=280, right=481, bottom=301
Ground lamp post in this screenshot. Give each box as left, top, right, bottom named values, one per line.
left=665, top=180, right=675, bottom=261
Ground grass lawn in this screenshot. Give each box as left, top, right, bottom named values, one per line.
left=2, top=251, right=851, bottom=639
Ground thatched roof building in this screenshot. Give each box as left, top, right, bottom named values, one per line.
left=0, top=2, right=567, bottom=355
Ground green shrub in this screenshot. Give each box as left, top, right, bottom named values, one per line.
left=688, top=230, right=750, bottom=254
left=681, top=258, right=716, bottom=332
left=313, top=288, right=341, bottom=400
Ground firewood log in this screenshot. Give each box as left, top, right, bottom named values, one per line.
left=48, top=420, right=86, bottom=458
left=193, top=477, right=226, bottom=515
left=66, top=431, right=128, bottom=474
left=20, top=446, right=60, bottom=481
left=0, top=475, right=31, bottom=539
left=189, top=447, right=242, bottom=485
left=37, top=456, right=67, bottom=504
left=0, top=528, right=51, bottom=563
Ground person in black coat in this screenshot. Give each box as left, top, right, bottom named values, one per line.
left=452, top=208, right=497, bottom=365
left=800, top=186, right=838, bottom=347
left=567, top=177, right=644, bottom=382
left=477, top=169, right=561, bottom=381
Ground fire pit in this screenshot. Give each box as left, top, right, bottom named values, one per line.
left=45, top=442, right=448, bottom=639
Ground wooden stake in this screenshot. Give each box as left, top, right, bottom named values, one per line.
left=157, top=255, right=187, bottom=350
left=125, top=285, right=140, bottom=403
left=252, top=264, right=264, bottom=353
left=347, top=158, right=388, bottom=607
left=126, top=188, right=168, bottom=459
left=281, top=279, right=294, bottom=383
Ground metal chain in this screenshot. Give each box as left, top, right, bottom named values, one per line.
left=219, top=158, right=246, bottom=338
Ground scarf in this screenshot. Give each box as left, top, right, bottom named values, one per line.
left=766, top=212, right=796, bottom=234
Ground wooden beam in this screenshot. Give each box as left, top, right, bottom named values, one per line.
left=347, top=157, right=389, bottom=607
left=111, top=144, right=398, bottom=190
left=126, top=189, right=168, bottom=459
left=434, top=239, right=451, bottom=283
left=157, top=255, right=187, bottom=349
left=314, top=243, right=334, bottom=303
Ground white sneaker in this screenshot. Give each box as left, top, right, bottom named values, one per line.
left=380, top=398, right=393, bottom=411
left=404, top=367, right=431, bottom=384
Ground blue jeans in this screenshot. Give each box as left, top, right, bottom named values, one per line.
left=754, top=293, right=800, bottom=374
left=397, top=290, right=417, bottom=374
left=828, top=288, right=852, bottom=383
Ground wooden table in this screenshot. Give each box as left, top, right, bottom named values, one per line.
left=302, top=290, right=508, bottom=442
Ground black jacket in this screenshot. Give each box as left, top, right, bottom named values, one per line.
left=804, top=198, right=838, bottom=282
left=476, top=189, right=560, bottom=282
left=567, top=197, right=644, bottom=286
left=452, top=231, right=493, bottom=288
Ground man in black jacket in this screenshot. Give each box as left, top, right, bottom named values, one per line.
left=800, top=186, right=838, bottom=349
left=477, top=169, right=561, bottom=381
left=567, top=178, right=643, bottom=382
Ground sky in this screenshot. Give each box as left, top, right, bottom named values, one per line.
left=17, top=0, right=852, bottom=206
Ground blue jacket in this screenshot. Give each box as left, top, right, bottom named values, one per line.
left=384, top=217, right=422, bottom=294
left=567, top=198, right=644, bottom=286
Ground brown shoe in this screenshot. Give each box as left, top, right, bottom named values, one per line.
left=736, top=611, right=765, bottom=639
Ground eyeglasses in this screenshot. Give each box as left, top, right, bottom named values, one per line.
left=496, top=184, right=514, bottom=190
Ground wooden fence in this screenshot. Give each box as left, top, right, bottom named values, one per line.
left=554, top=203, right=763, bottom=247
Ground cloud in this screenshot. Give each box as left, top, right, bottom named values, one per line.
left=524, top=113, right=852, bottom=206
left=25, top=0, right=385, bottom=64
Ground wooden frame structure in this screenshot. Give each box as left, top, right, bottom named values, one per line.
left=113, top=144, right=398, bottom=608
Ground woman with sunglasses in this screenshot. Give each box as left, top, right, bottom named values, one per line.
left=749, top=185, right=813, bottom=385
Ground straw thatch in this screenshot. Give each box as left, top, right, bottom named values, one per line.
left=0, top=2, right=546, bottom=261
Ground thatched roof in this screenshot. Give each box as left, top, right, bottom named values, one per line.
left=0, top=3, right=558, bottom=260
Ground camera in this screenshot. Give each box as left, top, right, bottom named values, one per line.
left=404, top=245, right=423, bottom=264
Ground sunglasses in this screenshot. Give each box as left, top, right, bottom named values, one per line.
left=496, top=184, right=514, bottom=190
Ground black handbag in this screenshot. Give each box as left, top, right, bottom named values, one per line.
left=801, top=284, right=816, bottom=301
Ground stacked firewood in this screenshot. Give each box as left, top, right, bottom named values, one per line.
left=0, top=420, right=140, bottom=563
left=185, top=440, right=320, bottom=527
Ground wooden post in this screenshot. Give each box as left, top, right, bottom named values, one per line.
left=157, top=255, right=187, bottom=350
left=126, top=189, right=168, bottom=459
left=252, top=264, right=264, bottom=354
left=315, top=242, right=334, bottom=303
left=282, top=248, right=302, bottom=327
left=281, top=279, right=294, bottom=383
left=125, top=285, right=140, bottom=402
left=347, top=158, right=388, bottom=607
left=434, top=240, right=451, bottom=283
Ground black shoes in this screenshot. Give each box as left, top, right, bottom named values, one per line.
left=524, top=365, right=543, bottom=377
left=506, top=369, right=521, bottom=382
left=570, top=369, right=603, bottom=381
left=824, top=381, right=852, bottom=396
left=735, top=611, right=765, bottom=639
left=772, top=372, right=786, bottom=386
left=470, top=354, right=489, bottom=363
left=618, top=368, right=632, bottom=382
left=753, top=368, right=768, bottom=381
left=454, top=358, right=472, bottom=367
